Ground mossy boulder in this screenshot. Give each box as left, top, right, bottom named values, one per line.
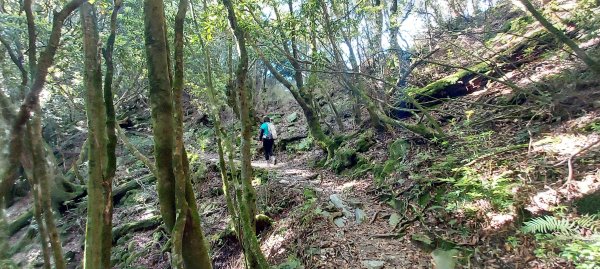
left=329, top=131, right=376, bottom=174
left=374, top=139, right=409, bottom=184
left=356, top=130, right=376, bottom=153
left=330, top=147, right=358, bottom=174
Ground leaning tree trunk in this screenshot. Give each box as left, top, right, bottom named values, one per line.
left=30, top=106, right=66, bottom=269
left=0, top=0, right=84, bottom=207
left=190, top=1, right=238, bottom=229
left=143, top=0, right=212, bottom=267
left=517, top=0, right=600, bottom=73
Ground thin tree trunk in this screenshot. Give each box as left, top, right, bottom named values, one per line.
left=31, top=106, right=66, bottom=269
left=116, top=127, right=156, bottom=175
left=517, top=0, right=600, bottom=73
left=222, top=0, right=270, bottom=267
left=71, top=138, right=88, bottom=185
left=189, top=2, right=238, bottom=229
left=99, top=1, right=121, bottom=266
left=25, top=124, right=51, bottom=269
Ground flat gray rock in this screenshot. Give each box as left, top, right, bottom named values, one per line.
left=362, top=260, right=385, bottom=269
left=355, top=208, right=366, bottom=224
left=329, top=194, right=347, bottom=210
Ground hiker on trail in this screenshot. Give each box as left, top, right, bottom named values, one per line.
left=258, top=116, right=277, bottom=165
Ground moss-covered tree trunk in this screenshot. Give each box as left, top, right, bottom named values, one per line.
left=190, top=1, right=238, bottom=228
left=30, top=106, right=66, bottom=269
left=99, top=1, right=121, bottom=266
left=222, top=0, right=270, bottom=268
left=143, top=0, right=212, bottom=267
left=25, top=123, right=51, bottom=269
left=81, top=2, right=113, bottom=268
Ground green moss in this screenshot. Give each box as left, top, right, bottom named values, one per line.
left=409, top=62, right=491, bottom=97
left=501, top=16, right=534, bottom=34
left=355, top=130, right=375, bottom=152
left=329, top=147, right=358, bottom=174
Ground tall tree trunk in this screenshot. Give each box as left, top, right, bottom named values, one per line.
left=222, top=0, right=270, bottom=268
left=81, top=2, right=112, bottom=268
left=143, top=0, right=212, bottom=267
left=99, top=0, right=121, bottom=266
left=190, top=1, right=238, bottom=230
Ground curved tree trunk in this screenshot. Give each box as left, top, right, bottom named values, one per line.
left=143, top=0, right=212, bottom=267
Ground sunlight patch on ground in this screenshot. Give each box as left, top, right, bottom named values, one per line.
left=486, top=213, right=515, bottom=231
left=262, top=218, right=296, bottom=258
left=532, top=133, right=599, bottom=159
left=526, top=187, right=560, bottom=214
left=333, top=180, right=360, bottom=193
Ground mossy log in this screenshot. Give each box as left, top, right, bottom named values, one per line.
left=8, top=226, right=35, bottom=256
left=111, top=215, right=162, bottom=243
left=112, top=175, right=155, bottom=204
left=8, top=209, right=34, bottom=236
left=276, top=134, right=308, bottom=150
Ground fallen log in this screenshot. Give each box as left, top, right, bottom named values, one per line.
left=8, top=209, right=33, bottom=236
left=111, top=215, right=162, bottom=243
left=112, top=174, right=155, bottom=204
left=391, top=25, right=557, bottom=119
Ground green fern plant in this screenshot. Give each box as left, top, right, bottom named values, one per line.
left=522, top=215, right=599, bottom=235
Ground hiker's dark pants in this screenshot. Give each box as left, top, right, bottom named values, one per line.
left=263, top=139, right=274, bottom=161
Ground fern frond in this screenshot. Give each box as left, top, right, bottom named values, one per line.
left=575, top=214, right=599, bottom=232
left=522, top=215, right=577, bottom=235
left=523, top=214, right=600, bottom=235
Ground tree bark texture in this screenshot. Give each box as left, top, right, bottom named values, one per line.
left=81, top=2, right=112, bottom=268
left=143, top=0, right=212, bottom=267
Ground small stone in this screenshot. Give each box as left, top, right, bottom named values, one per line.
left=287, top=112, right=298, bottom=122
left=362, top=260, right=385, bottom=269
left=329, top=194, right=347, bottom=210
left=355, top=208, right=366, bottom=224
left=593, top=100, right=600, bottom=108
left=333, top=217, right=346, bottom=227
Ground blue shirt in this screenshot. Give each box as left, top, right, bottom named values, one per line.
left=260, top=122, right=270, bottom=139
